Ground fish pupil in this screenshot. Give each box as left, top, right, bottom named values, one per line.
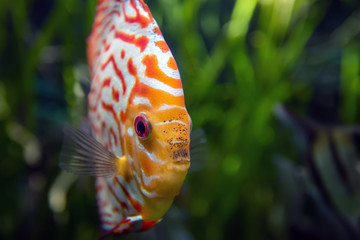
left=137, top=121, right=146, bottom=137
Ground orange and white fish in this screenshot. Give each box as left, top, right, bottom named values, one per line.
left=60, top=0, right=200, bottom=236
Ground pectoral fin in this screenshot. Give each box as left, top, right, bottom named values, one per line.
left=59, top=124, right=120, bottom=177
left=189, top=128, right=208, bottom=172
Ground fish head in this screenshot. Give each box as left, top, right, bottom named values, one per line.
left=124, top=102, right=191, bottom=197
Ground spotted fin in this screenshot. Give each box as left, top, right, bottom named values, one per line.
left=59, top=124, right=119, bottom=177
left=189, top=128, right=208, bottom=172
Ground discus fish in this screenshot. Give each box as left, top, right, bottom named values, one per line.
left=60, top=0, right=196, bottom=235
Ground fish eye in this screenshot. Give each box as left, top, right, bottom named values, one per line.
left=134, top=113, right=151, bottom=139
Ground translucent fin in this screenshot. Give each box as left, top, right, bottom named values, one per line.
left=59, top=124, right=119, bottom=177
left=189, top=128, right=208, bottom=172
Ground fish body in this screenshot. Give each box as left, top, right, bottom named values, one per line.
left=61, top=0, right=192, bottom=235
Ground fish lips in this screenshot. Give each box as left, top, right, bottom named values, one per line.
left=171, top=148, right=190, bottom=160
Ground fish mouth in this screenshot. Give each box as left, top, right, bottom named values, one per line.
left=171, top=148, right=190, bottom=162
left=173, top=157, right=190, bottom=172
left=171, top=148, right=190, bottom=164
left=175, top=158, right=190, bottom=164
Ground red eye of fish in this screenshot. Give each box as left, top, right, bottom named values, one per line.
left=134, top=114, right=151, bottom=139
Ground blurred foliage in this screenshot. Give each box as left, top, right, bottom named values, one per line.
left=0, top=0, right=360, bottom=239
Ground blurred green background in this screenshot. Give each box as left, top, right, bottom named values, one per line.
left=1, top=0, right=360, bottom=239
